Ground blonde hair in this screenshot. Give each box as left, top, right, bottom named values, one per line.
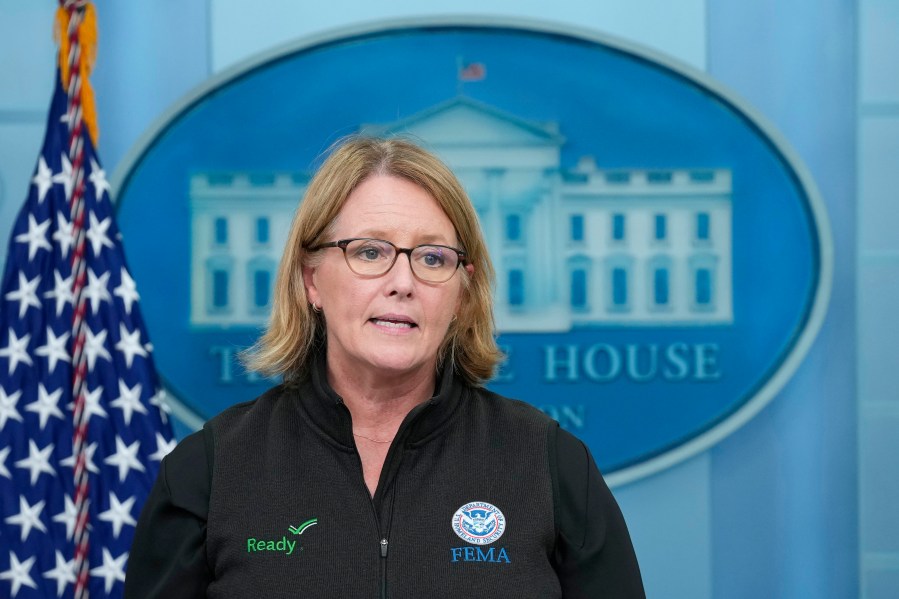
left=242, top=136, right=502, bottom=385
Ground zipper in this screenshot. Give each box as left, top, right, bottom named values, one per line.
left=379, top=537, right=389, bottom=599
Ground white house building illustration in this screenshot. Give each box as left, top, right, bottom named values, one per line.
left=190, top=97, right=733, bottom=331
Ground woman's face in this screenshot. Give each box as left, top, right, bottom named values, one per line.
left=303, top=174, right=468, bottom=382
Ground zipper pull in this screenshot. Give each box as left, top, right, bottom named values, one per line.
left=380, top=538, right=389, bottom=558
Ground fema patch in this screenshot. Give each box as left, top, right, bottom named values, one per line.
left=452, top=501, right=506, bottom=545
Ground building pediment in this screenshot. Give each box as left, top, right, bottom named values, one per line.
left=362, top=97, right=565, bottom=148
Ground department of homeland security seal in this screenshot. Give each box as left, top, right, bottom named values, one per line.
left=452, top=501, right=507, bottom=545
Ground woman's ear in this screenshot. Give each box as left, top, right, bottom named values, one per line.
left=302, top=264, right=319, bottom=307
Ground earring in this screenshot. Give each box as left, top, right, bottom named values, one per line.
left=311, top=302, right=321, bottom=313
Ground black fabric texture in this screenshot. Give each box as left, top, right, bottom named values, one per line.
left=126, top=359, right=644, bottom=598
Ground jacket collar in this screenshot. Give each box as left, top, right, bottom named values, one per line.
left=295, top=350, right=466, bottom=451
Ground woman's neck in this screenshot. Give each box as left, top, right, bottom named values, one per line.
left=326, top=358, right=437, bottom=437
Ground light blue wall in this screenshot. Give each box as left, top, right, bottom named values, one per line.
left=0, top=0, right=877, bottom=597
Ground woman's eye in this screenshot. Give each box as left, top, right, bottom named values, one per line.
left=357, top=247, right=384, bottom=261
left=420, top=250, right=446, bottom=268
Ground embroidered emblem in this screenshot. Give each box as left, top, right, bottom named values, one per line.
left=451, top=501, right=506, bottom=545
left=288, top=518, right=318, bottom=535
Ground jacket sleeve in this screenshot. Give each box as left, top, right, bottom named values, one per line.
left=550, top=426, right=646, bottom=598
left=124, top=428, right=213, bottom=598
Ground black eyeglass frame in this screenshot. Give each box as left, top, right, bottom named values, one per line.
left=307, top=237, right=468, bottom=283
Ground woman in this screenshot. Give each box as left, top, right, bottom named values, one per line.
left=125, top=137, right=645, bottom=598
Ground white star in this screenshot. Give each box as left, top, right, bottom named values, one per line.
left=68, top=386, right=107, bottom=424
left=89, top=548, right=127, bottom=594
left=43, top=270, right=75, bottom=317
left=83, top=326, right=111, bottom=371
left=104, top=437, right=145, bottom=482
left=0, top=387, right=24, bottom=431
left=13, top=214, right=52, bottom=261
left=98, top=493, right=137, bottom=538
left=14, top=439, right=56, bottom=485
left=51, top=154, right=73, bottom=200
left=60, top=441, right=100, bottom=475
left=113, top=268, right=140, bottom=314
left=32, top=156, right=53, bottom=203
left=0, top=329, right=32, bottom=374
left=114, top=323, right=147, bottom=369
left=4, top=496, right=48, bottom=541
left=83, top=268, right=112, bottom=315
left=149, top=387, right=172, bottom=424
left=25, top=383, right=65, bottom=431
left=52, top=211, right=75, bottom=258
left=0, top=551, right=37, bottom=597
left=150, top=433, right=177, bottom=462
left=85, top=211, right=114, bottom=257
left=109, top=379, right=146, bottom=426
left=0, top=446, right=11, bottom=478
left=42, top=550, right=75, bottom=598
left=89, top=158, right=111, bottom=198
left=52, top=495, right=80, bottom=541
left=4, top=272, right=42, bottom=319
left=34, top=328, right=70, bottom=374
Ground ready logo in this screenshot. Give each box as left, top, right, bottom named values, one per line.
left=246, top=518, right=318, bottom=556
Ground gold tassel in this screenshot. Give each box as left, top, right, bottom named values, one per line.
left=79, top=3, right=99, bottom=146
left=54, top=3, right=100, bottom=147
left=56, top=7, right=71, bottom=88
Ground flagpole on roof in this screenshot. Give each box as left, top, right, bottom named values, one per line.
left=56, top=1, right=97, bottom=596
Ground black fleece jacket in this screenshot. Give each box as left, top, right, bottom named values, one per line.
left=125, top=360, right=644, bottom=598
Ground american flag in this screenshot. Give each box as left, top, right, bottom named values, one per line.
left=0, top=66, right=175, bottom=597
left=458, top=62, right=486, bottom=82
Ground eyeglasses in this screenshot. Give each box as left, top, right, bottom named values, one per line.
left=308, top=238, right=467, bottom=283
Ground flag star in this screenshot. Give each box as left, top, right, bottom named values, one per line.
left=32, top=156, right=53, bottom=203
left=68, top=386, right=107, bottom=424
left=113, top=268, right=140, bottom=314
left=52, top=495, right=80, bottom=541
left=14, top=214, right=52, bottom=261
left=0, top=446, right=11, bottom=478
left=4, top=496, right=48, bottom=541
left=110, top=379, right=146, bottom=425
left=34, top=327, right=71, bottom=374
left=4, top=272, right=42, bottom=319
left=25, top=383, right=65, bottom=431
left=89, top=158, right=112, bottom=198
left=90, top=548, right=128, bottom=594
left=83, top=268, right=112, bottom=315
left=52, top=211, right=75, bottom=258
left=0, top=387, right=24, bottom=431
left=51, top=154, right=73, bottom=199
left=84, top=327, right=112, bottom=371
left=86, top=211, right=114, bottom=257
left=150, top=433, right=177, bottom=462
left=98, top=493, right=137, bottom=538
left=104, top=437, right=145, bottom=482
left=44, top=270, right=75, bottom=317
left=149, top=387, right=172, bottom=423
left=60, top=441, right=100, bottom=475
left=0, top=551, right=38, bottom=597
left=114, top=323, right=148, bottom=369
left=14, top=439, right=56, bottom=485
left=0, top=329, right=33, bottom=374
left=42, top=550, right=76, bottom=598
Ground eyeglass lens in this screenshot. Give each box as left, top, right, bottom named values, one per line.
left=343, top=238, right=460, bottom=282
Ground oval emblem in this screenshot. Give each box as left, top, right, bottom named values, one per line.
left=452, top=501, right=507, bottom=545
left=113, top=19, right=831, bottom=485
